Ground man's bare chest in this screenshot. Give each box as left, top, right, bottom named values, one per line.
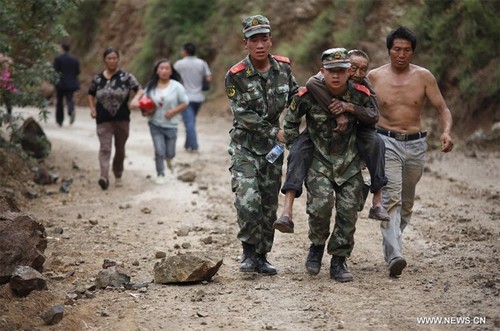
left=378, top=79, right=425, bottom=109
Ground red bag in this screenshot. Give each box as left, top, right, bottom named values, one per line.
left=139, top=96, right=155, bottom=115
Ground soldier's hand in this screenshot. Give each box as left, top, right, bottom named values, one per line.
left=333, top=114, right=348, bottom=133
left=328, top=99, right=345, bottom=116
left=276, top=129, right=285, bottom=143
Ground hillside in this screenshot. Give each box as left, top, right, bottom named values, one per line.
left=67, top=0, right=499, bottom=140
left=1, top=2, right=499, bottom=329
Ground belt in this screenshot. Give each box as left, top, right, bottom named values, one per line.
left=376, top=128, right=427, bottom=141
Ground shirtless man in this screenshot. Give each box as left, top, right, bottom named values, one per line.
left=367, top=26, right=453, bottom=278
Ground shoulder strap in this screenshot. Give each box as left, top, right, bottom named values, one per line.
left=297, top=87, right=308, bottom=97
left=273, top=55, right=290, bottom=64
left=354, top=83, right=370, bottom=96
left=230, top=62, right=246, bottom=74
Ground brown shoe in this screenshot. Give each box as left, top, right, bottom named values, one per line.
left=368, top=205, right=390, bottom=221
left=273, top=216, right=294, bottom=233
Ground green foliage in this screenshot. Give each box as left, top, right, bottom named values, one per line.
left=61, top=0, right=103, bottom=53
left=131, top=0, right=216, bottom=83
left=292, top=8, right=337, bottom=70
left=334, top=0, right=375, bottom=48
left=0, top=0, right=77, bottom=132
left=417, top=0, right=500, bottom=98
left=281, top=0, right=376, bottom=71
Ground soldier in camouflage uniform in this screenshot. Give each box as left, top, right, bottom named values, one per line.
left=224, top=15, right=299, bottom=275
left=274, top=49, right=386, bottom=235
left=304, top=50, right=389, bottom=221
left=284, top=48, right=376, bottom=282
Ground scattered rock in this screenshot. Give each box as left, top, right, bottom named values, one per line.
left=102, top=259, right=117, bottom=269
left=466, top=123, right=500, bottom=148
left=14, top=117, right=51, bottom=159
left=59, top=179, right=73, bottom=193
left=41, top=304, right=64, bottom=325
left=0, top=193, right=20, bottom=213
left=155, top=250, right=167, bottom=259
left=176, top=225, right=190, bottom=236
left=0, top=214, right=47, bottom=284
left=85, top=290, right=95, bottom=298
left=95, top=266, right=130, bottom=288
left=201, top=236, right=213, bottom=244
left=153, top=253, right=223, bottom=284
left=32, top=167, right=58, bottom=185
left=10, top=266, right=48, bottom=297
left=177, top=170, right=196, bottom=183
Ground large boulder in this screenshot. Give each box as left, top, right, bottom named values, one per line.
left=153, top=253, right=223, bottom=284
left=0, top=214, right=47, bottom=284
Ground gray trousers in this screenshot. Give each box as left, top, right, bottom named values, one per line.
left=379, top=134, right=426, bottom=263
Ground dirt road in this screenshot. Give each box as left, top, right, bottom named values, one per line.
left=1, top=105, right=499, bottom=330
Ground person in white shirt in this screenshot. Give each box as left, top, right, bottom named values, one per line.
left=174, top=43, right=212, bottom=152
left=131, top=59, right=188, bottom=184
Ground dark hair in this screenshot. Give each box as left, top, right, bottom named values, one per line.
left=61, top=43, right=70, bottom=52
left=386, top=26, right=417, bottom=52
left=348, top=49, right=369, bottom=62
left=183, top=43, right=196, bottom=56
left=103, top=47, right=120, bottom=60
left=145, top=58, right=183, bottom=93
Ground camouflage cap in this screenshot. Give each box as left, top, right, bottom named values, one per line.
left=242, top=15, right=271, bottom=38
left=321, top=48, right=351, bottom=69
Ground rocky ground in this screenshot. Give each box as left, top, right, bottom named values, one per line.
left=0, top=105, right=499, bottom=331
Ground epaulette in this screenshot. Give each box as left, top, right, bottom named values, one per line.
left=354, top=83, right=370, bottom=96
left=297, top=87, right=308, bottom=97
left=273, top=55, right=290, bottom=64
left=230, top=62, right=246, bottom=74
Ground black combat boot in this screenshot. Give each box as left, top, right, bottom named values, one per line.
left=305, top=244, right=325, bottom=275
left=240, top=242, right=257, bottom=272
left=255, top=253, right=277, bottom=275
left=330, top=256, right=353, bottom=282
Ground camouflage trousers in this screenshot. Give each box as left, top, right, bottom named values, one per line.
left=305, top=161, right=363, bottom=257
left=229, top=144, right=283, bottom=254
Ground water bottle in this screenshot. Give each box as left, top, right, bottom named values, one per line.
left=266, top=142, right=285, bottom=163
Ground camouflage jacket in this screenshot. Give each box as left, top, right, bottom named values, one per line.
left=225, top=54, right=299, bottom=155
left=305, top=72, right=379, bottom=127
left=284, top=81, right=374, bottom=185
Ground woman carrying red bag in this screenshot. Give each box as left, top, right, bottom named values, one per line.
left=131, top=59, right=188, bottom=184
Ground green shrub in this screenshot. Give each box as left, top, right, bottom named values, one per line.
left=418, top=0, right=499, bottom=97
left=61, top=0, right=102, bottom=53
left=0, top=0, right=74, bottom=128
left=131, top=0, right=216, bottom=83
